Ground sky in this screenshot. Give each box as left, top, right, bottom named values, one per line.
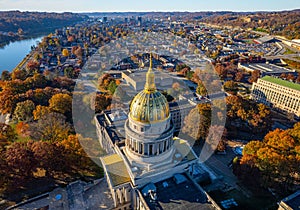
left=0, top=0, right=299, bottom=13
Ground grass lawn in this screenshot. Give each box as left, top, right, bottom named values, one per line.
left=284, top=48, right=296, bottom=55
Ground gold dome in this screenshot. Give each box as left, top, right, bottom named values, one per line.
left=129, top=54, right=170, bottom=123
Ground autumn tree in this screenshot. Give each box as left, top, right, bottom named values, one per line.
left=5, top=141, right=37, bottom=181
left=15, top=122, right=30, bottom=138
left=11, top=69, right=27, bottom=80
left=248, top=70, right=260, bottom=83
left=30, top=112, right=70, bottom=142
left=223, top=80, right=238, bottom=92
left=13, top=100, right=35, bottom=122
left=214, top=63, right=227, bottom=79
left=1, top=70, right=11, bottom=81
left=183, top=103, right=212, bottom=141
left=62, top=48, right=69, bottom=57
left=33, top=105, right=51, bottom=120
left=238, top=124, right=300, bottom=191
left=30, top=141, right=66, bottom=177
left=0, top=123, right=17, bottom=150
left=64, top=67, right=75, bottom=78
left=26, top=60, right=40, bottom=74
left=235, top=71, right=244, bottom=82
left=94, top=94, right=112, bottom=113
left=60, top=134, right=91, bottom=167
left=49, top=93, right=72, bottom=115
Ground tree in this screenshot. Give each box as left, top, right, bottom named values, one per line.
left=223, top=80, right=238, bottom=91
left=107, top=80, right=117, bottom=95
left=30, top=141, right=66, bottom=176
left=182, top=104, right=212, bottom=141
left=248, top=70, right=260, bottom=83
left=11, top=69, right=27, bottom=80
left=15, top=122, right=30, bottom=138
left=196, top=81, right=208, bottom=97
left=64, top=67, right=75, bottom=78
left=33, top=105, right=51, bottom=120
left=30, top=112, right=70, bottom=142
left=94, top=94, right=112, bottom=113
left=60, top=134, right=90, bottom=167
left=1, top=70, right=11, bottom=81
left=214, top=64, right=227, bottom=79
left=26, top=60, right=40, bottom=74
left=62, top=48, right=69, bottom=57
left=0, top=89, right=17, bottom=114
left=239, top=126, right=300, bottom=191
left=5, top=141, right=37, bottom=181
left=235, top=71, right=244, bottom=82
left=206, top=125, right=227, bottom=152
left=0, top=123, right=17, bottom=150
left=13, top=100, right=35, bottom=122
left=74, top=46, right=83, bottom=58
left=32, top=73, right=47, bottom=88
left=49, top=93, right=72, bottom=115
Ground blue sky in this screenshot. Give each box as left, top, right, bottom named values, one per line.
left=0, top=0, right=299, bottom=12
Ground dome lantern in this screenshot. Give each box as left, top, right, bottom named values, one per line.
left=129, top=53, right=170, bottom=123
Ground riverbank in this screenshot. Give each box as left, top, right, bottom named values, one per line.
left=0, top=31, right=50, bottom=49
left=0, top=36, right=45, bottom=72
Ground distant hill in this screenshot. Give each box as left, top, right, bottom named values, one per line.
left=200, top=9, right=300, bottom=39
left=0, top=11, right=88, bottom=46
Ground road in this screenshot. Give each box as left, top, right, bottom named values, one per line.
left=264, top=53, right=300, bottom=62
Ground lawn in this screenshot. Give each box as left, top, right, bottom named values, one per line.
left=284, top=48, right=296, bottom=55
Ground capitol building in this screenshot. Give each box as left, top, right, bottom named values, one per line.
left=96, top=55, right=219, bottom=210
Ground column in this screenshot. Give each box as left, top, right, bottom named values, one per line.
left=165, top=139, right=169, bottom=151
left=152, top=144, right=156, bottom=156
left=145, top=144, right=149, bottom=155
left=139, top=143, right=142, bottom=154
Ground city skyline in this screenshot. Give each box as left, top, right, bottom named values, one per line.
left=0, top=0, right=299, bottom=12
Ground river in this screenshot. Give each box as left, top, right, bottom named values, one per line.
left=0, top=36, right=45, bottom=73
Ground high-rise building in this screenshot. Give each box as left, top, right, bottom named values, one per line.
left=137, top=16, right=142, bottom=26
left=251, top=76, right=300, bottom=118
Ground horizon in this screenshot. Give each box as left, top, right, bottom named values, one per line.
left=1, top=8, right=299, bottom=14
left=0, top=0, right=299, bottom=13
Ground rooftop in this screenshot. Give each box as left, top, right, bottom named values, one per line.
left=279, top=190, right=300, bottom=210
left=240, top=63, right=295, bottom=75
left=102, top=154, right=131, bottom=187
left=142, top=174, right=215, bottom=210
left=260, top=76, right=300, bottom=91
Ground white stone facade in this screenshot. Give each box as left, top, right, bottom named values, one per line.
left=251, top=77, right=300, bottom=117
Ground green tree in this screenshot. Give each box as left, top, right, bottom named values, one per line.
left=196, top=81, right=208, bottom=97
left=13, top=100, right=35, bottom=122
left=107, top=80, right=117, bottom=94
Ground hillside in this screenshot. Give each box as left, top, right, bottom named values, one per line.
left=0, top=11, right=88, bottom=46
left=201, top=9, right=300, bottom=39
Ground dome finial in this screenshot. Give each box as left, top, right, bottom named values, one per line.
left=149, top=52, right=152, bottom=69
left=144, top=52, right=156, bottom=92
